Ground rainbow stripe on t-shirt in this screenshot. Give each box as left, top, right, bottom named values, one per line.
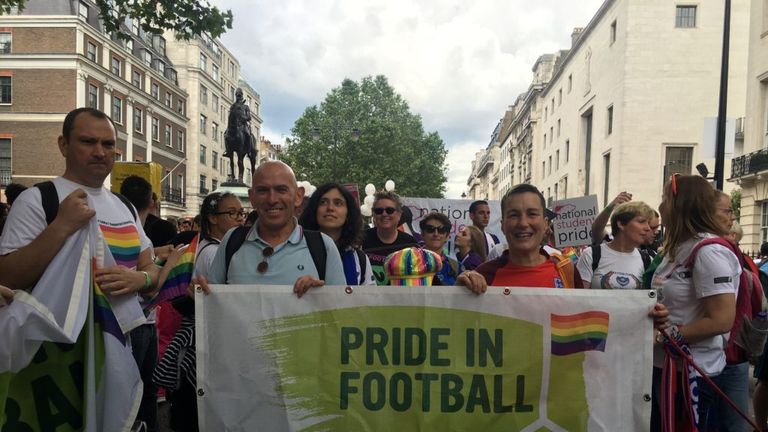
left=100, top=223, right=141, bottom=269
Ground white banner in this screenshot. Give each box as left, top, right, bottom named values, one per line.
left=196, top=286, right=654, bottom=431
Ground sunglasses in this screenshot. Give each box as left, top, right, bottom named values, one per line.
left=423, top=225, right=450, bottom=234
left=373, top=207, right=397, bottom=215
left=257, top=246, right=274, bottom=273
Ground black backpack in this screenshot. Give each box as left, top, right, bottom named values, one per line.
left=591, top=243, right=652, bottom=272
left=223, top=226, right=328, bottom=283
left=35, top=180, right=136, bottom=225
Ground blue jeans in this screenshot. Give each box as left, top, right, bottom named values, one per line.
left=703, top=362, right=750, bottom=432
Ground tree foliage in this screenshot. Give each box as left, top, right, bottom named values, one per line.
left=0, top=0, right=232, bottom=40
left=282, top=76, right=448, bottom=198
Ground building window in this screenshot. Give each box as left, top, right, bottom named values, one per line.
left=165, top=92, right=172, bottom=107
left=548, top=156, right=552, bottom=175
left=542, top=161, right=545, bottom=179
left=132, top=70, right=142, bottom=89
left=87, top=83, right=98, bottom=109
left=200, top=85, right=208, bottom=105
left=125, top=38, right=133, bottom=53
left=156, top=37, right=166, bottom=55
left=112, top=96, right=122, bottom=124
left=212, top=179, right=218, bottom=191
left=229, top=60, right=235, bottom=76
left=663, top=146, right=693, bottom=181
left=554, top=183, right=559, bottom=201
left=131, top=19, right=140, bottom=34
left=212, top=123, right=218, bottom=142
left=568, top=74, right=573, bottom=93
left=610, top=20, right=617, bottom=44
left=177, top=174, right=184, bottom=197
left=557, top=119, right=561, bottom=137
left=78, top=1, right=88, bottom=19
left=565, top=139, right=570, bottom=162
left=111, top=57, right=121, bottom=77
left=200, top=145, right=207, bottom=164
left=229, top=85, right=235, bottom=100
left=212, top=94, right=219, bottom=113
left=0, top=138, right=10, bottom=186
left=142, top=49, right=151, bottom=65
left=199, top=53, right=207, bottom=71
left=550, top=127, right=553, bottom=143
left=212, top=151, right=218, bottom=169
left=165, top=124, right=172, bottom=146
left=177, top=130, right=185, bottom=152
left=603, top=153, right=611, bottom=206
left=85, top=41, right=97, bottom=61
left=761, top=202, right=768, bottom=244
left=675, top=5, right=697, bottom=28
left=199, top=175, right=207, bottom=194
left=562, top=176, right=568, bottom=198
left=544, top=133, right=547, bottom=147
left=556, top=150, right=560, bottom=170
left=177, top=100, right=185, bottom=116
left=558, top=88, right=562, bottom=105
left=212, top=64, right=220, bottom=82
left=607, top=105, right=614, bottom=135
left=152, top=117, right=159, bottom=141
left=151, top=83, right=159, bottom=100
left=134, top=108, right=143, bottom=132
left=200, top=114, right=207, bottom=135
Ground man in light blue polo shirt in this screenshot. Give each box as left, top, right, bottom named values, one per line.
left=204, top=161, right=346, bottom=295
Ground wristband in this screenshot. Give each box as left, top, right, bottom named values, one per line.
left=140, top=271, right=151, bottom=293
left=656, top=324, right=684, bottom=345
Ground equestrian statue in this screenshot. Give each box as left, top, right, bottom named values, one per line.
left=223, top=88, right=257, bottom=184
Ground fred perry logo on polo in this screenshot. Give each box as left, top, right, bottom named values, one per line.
left=554, top=278, right=564, bottom=288
left=298, top=264, right=305, bottom=270
left=714, top=276, right=732, bottom=284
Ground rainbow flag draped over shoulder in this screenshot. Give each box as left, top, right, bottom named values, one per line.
left=144, top=234, right=198, bottom=309
left=551, top=311, right=609, bottom=356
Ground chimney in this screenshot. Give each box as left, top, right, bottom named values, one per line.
left=571, top=27, right=584, bottom=47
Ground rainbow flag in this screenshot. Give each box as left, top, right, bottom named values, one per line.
left=92, top=257, right=128, bottom=345
left=551, top=311, right=609, bottom=356
left=562, top=246, right=580, bottom=264
left=145, top=234, right=198, bottom=309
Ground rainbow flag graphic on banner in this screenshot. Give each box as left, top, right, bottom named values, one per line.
left=145, top=234, right=198, bottom=309
left=551, top=311, right=609, bottom=356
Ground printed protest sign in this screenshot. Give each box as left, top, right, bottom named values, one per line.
left=196, top=286, right=654, bottom=431
left=552, top=195, right=599, bottom=248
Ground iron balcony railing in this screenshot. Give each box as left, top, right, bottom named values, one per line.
left=162, top=186, right=185, bottom=206
left=731, top=147, right=768, bottom=179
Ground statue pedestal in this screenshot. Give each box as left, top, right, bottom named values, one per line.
left=213, top=180, right=251, bottom=210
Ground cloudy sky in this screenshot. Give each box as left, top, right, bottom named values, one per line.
left=216, top=0, right=604, bottom=197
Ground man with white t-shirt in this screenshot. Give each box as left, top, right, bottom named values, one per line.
left=0, top=108, right=159, bottom=427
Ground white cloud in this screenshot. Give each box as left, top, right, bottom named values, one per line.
left=444, top=143, right=484, bottom=198
left=216, top=0, right=604, bottom=194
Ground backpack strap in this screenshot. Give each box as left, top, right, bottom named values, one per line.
left=591, top=244, right=601, bottom=272
left=35, top=181, right=137, bottom=224
left=683, top=237, right=735, bottom=268
left=114, top=192, right=137, bottom=221
left=224, top=226, right=249, bottom=284
left=640, top=249, right=651, bottom=270
left=304, top=229, right=327, bottom=281
left=356, top=249, right=367, bottom=285
left=35, top=181, right=59, bottom=225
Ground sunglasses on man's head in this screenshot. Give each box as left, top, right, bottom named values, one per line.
left=423, top=225, right=450, bottom=234
left=373, top=207, right=397, bottom=215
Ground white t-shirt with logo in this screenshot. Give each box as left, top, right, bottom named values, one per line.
left=576, top=243, right=644, bottom=289
left=651, top=233, right=741, bottom=375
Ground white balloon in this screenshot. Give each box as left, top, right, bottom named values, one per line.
left=365, top=183, right=376, bottom=196
left=361, top=205, right=372, bottom=217
left=385, top=180, right=395, bottom=191
left=307, top=185, right=317, bottom=196
left=363, top=195, right=375, bottom=206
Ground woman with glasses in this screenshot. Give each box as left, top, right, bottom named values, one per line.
left=362, top=190, right=418, bottom=285
left=419, top=212, right=458, bottom=285
left=454, top=225, right=487, bottom=271
left=193, top=192, right=245, bottom=279
left=649, top=174, right=739, bottom=431
left=299, top=183, right=375, bottom=285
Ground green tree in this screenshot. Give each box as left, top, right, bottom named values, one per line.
left=283, top=76, right=448, bottom=197
left=0, top=0, right=232, bottom=40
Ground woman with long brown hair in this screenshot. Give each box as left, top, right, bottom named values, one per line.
left=455, top=225, right=488, bottom=270
left=650, top=174, right=739, bottom=431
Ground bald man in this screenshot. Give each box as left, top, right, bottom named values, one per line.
left=204, top=161, right=346, bottom=296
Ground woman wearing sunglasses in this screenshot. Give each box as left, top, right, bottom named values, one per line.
left=193, top=192, right=246, bottom=279
left=649, top=174, right=739, bottom=430
left=299, top=183, right=375, bottom=285
left=419, top=212, right=458, bottom=285
left=362, top=190, right=418, bottom=285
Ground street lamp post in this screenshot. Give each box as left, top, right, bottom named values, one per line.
left=311, top=125, right=360, bottom=182
left=714, top=0, right=731, bottom=190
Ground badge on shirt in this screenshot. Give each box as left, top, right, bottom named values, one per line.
left=554, top=277, right=564, bottom=288
left=714, top=276, right=732, bottom=284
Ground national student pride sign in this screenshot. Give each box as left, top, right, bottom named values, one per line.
left=196, top=287, right=654, bottom=431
